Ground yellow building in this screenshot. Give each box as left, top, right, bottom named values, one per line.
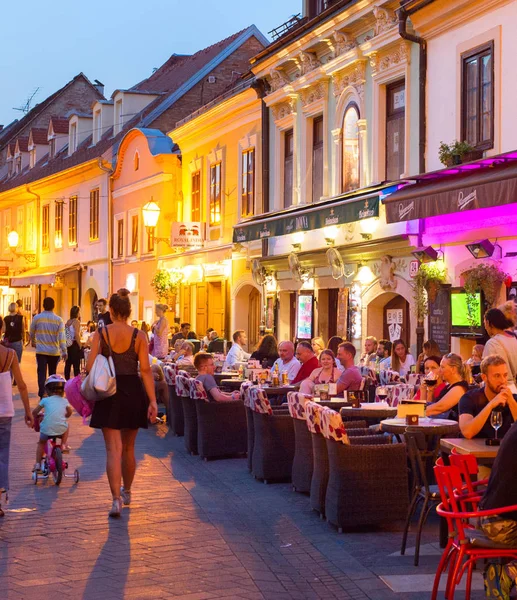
left=168, top=80, right=264, bottom=347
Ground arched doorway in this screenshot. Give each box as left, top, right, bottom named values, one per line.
left=83, top=288, right=98, bottom=322
left=233, top=283, right=262, bottom=352
left=366, top=291, right=410, bottom=349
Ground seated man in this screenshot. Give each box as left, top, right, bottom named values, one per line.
left=176, top=341, right=195, bottom=367
left=271, top=341, right=301, bottom=383
left=291, top=341, right=319, bottom=386
left=376, top=339, right=392, bottom=367
left=194, top=352, right=241, bottom=402
left=336, top=342, right=363, bottom=394
left=223, top=330, right=251, bottom=370
left=360, top=336, right=378, bottom=365
left=459, top=355, right=517, bottom=439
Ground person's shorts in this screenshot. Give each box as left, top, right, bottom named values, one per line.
left=39, top=432, right=64, bottom=443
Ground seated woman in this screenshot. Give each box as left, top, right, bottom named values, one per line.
left=169, top=338, right=185, bottom=361
left=176, top=341, right=195, bottom=367
left=390, top=339, right=415, bottom=378
left=414, top=355, right=446, bottom=401
left=300, top=349, right=341, bottom=395
left=415, top=339, right=441, bottom=374
left=311, top=337, right=325, bottom=360
left=249, top=334, right=279, bottom=368
left=425, top=353, right=469, bottom=418
left=194, top=353, right=240, bottom=402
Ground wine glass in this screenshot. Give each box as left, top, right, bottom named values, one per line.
left=377, top=386, right=388, bottom=403
left=490, top=410, right=503, bottom=440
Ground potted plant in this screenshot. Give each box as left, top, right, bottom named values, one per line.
left=462, top=263, right=507, bottom=327
left=413, top=262, right=447, bottom=321
left=151, top=269, right=183, bottom=303
left=438, top=140, right=483, bottom=167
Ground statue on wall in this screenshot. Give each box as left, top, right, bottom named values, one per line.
left=379, top=255, right=398, bottom=291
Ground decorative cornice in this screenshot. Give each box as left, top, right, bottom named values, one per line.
left=332, top=60, right=367, bottom=98
left=300, top=81, right=327, bottom=107
left=333, top=30, right=357, bottom=58
left=373, top=6, right=398, bottom=37
left=271, top=95, right=298, bottom=121
left=368, top=42, right=411, bottom=77
left=298, top=50, right=320, bottom=76
left=268, top=67, right=291, bottom=93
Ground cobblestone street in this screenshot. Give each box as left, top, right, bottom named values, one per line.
left=0, top=350, right=484, bottom=599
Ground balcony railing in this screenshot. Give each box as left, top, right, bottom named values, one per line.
left=268, top=13, right=305, bottom=41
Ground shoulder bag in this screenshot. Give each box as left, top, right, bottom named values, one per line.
left=81, top=328, right=117, bottom=401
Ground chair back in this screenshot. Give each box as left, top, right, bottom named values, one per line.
left=449, top=451, right=480, bottom=496
left=287, top=392, right=311, bottom=420
left=248, top=386, right=272, bottom=415
left=319, top=406, right=350, bottom=444
left=407, top=373, right=424, bottom=386
left=175, top=371, right=191, bottom=397
left=240, top=380, right=253, bottom=407
left=405, top=430, right=432, bottom=494
left=305, top=401, right=322, bottom=434
left=162, top=364, right=177, bottom=386
left=190, top=378, right=208, bottom=402
left=379, top=369, right=401, bottom=385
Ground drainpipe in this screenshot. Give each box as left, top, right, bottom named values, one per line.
left=398, top=6, right=427, bottom=175
left=97, top=157, right=114, bottom=296
left=25, top=186, right=40, bottom=311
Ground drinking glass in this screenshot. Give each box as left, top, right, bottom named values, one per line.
left=377, top=386, right=388, bottom=403
left=490, top=410, right=503, bottom=440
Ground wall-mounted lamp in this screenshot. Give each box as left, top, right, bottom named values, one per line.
left=142, top=199, right=173, bottom=247
left=466, top=239, right=502, bottom=259
left=291, top=231, right=305, bottom=252
left=359, top=217, right=379, bottom=241
left=412, top=246, right=439, bottom=263
left=323, top=226, right=338, bottom=246
left=6, top=231, right=36, bottom=263
left=354, top=264, right=375, bottom=285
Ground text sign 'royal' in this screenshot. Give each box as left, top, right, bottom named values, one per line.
left=171, top=222, right=204, bottom=248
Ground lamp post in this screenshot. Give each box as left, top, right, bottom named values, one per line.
left=142, top=200, right=173, bottom=247
left=6, top=230, right=36, bottom=263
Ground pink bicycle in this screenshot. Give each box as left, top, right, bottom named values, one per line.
left=32, top=435, right=79, bottom=486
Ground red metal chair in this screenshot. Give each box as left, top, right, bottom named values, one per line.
left=432, top=463, right=517, bottom=600
left=449, top=450, right=488, bottom=501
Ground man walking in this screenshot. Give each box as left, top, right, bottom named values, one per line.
left=30, top=297, right=67, bottom=399
left=96, top=298, right=112, bottom=329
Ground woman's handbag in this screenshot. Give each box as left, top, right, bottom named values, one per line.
left=81, top=329, right=116, bottom=401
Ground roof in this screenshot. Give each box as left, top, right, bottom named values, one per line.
left=66, top=111, right=93, bottom=119
left=29, top=128, right=49, bottom=146
left=0, top=73, right=103, bottom=152
left=49, top=117, right=69, bottom=134
left=15, top=137, right=29, bottom=153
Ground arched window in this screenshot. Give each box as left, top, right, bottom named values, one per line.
left=342, top=104, right=360, bottom=193
left=134, top=151, right=140, bottom=171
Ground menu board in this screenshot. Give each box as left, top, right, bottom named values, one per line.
left=428, top=285, right=451, bottom=355
left=297, top=294, right=314, bottom=340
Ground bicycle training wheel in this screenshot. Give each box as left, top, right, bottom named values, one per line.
left=74, top=470, right=80, bottom=484
left=52, top=448, right=63, bottom=485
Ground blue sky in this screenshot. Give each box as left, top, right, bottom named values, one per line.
left=0, top=0, right=300, bottom=126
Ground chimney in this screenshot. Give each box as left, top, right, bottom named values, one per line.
left=94, top=79, right=105, bottom=97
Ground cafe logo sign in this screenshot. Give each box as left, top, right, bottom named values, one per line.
left=358, top=200, right=375, bottom=220
left=171, top=222, right=204, bottom=248
left=259, top=224, right=271, bottom=238
left=235, top=229, right=247, bottom=242
left=458, top=189, right=477, bottom=210
left=398, top=201, right=415, bottom=220
left=325, top=208, right=339, bottom=226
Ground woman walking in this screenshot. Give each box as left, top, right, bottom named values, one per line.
left=87, top=289, right=157, bottom=518
left=0, top=343, right=33, bottom=516
left=151, top=304, right=169, bottom=359
left=64, top=306, right=82, bottom=380
left=3, top=303, right=24, bottom=365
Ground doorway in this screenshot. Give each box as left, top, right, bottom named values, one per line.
left=383, top=296, right=410, bottom=348
left=248, top=287, right=261, bottom=351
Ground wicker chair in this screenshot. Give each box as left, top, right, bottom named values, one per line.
left=287, top=392, right=313, bottom=493
left=250, top=387, right=295, bottom=483
left=177, top=374, right=198, bottom=455
left=192, top=378, right=247, bottom=461
left=321, top=406, right=409, bottom=531
left=241, top=382, right=255, bottom=471
left=164, top=364, right=184, bottom=437
left=305, top=401, right=328, bottom=516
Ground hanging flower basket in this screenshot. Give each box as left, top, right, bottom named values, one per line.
left=461, top=263, right=507, bottom=327
left=413, top=262, right=447, bottom=322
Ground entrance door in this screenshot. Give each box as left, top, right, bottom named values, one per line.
left=327, top=289, right=338, bottom=338
left=248, top=288, right=261, bottom=351
left=386, top=80, right=405, bottom=180
left=208, top=280, right=225, bottom=338
left=383, top=296, right=410, bottom=348
left=182, top=285, right=191, bottom=323
left=196, top=283, right=207, bottom=336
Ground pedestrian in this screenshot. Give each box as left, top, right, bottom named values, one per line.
left=0, top=342, right=33, bottom=516
left=64, top=306, right=82, bottom=380
left=483, top=308, right=517, bottom=388
left=151, top=304, right=169, bottom=359
left=15, top=299, right=28, bottom=346
left=87, top=288, right=157, bottom=518
left=3, top=302, right=24, bottom=365
left=96, top=298, right=113, bottom=329
left=29, top=297, right=67, bottom=400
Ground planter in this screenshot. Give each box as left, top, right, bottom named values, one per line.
left=426, top=280, right=441, bottom=304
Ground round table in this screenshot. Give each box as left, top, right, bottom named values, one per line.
left=341, top=404, right=398, bottom=420
left=219, top=378, right=245, bottom=391
left=380, top=417, right=459, bottom=436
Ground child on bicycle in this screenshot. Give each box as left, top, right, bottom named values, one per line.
left=32, top=375, right=73, bottom=473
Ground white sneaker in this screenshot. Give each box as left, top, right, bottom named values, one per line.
left=120, top=487, right=131, bottom=506
left=109, top=498, right=122, bottom=518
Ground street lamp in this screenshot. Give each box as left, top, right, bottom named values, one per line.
left=6, top=230, right=36, bottom=263
left=142, top=200, right=173, bottom=247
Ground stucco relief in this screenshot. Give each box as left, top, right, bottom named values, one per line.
left=369, top=42, right=410, bottom=76
left=300, top=82, right=326, bottom=107
left=268, top=67, right=290, bottom=92
left=297, top=51, right=320, bottom=76
left=332, top=61, right=366, bottom=99
left=333, top=30, right=357, bottom=57
left=373, top=6, right=397, bottom=36
left=271, top=96, right=297, bottom=121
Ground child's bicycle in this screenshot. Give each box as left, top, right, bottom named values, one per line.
left=32, top=435, right=79, bottom=486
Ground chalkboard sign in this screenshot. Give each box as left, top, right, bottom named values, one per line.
left=428, top=285, right=451, bottom=355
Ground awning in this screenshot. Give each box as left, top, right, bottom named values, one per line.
left=233, top=184, right=397, bottom=243
left=10, top=263, right=81, bottom=287
left=384, top=151, right=517, bottom=224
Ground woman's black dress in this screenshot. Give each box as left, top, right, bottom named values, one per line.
left=90, top=328, right=148, bottom=430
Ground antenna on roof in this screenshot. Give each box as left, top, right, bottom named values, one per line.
left=13, top=87, right=40, bottom=114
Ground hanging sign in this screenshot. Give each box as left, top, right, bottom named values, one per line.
left=171, top=222, right=204, bottom=248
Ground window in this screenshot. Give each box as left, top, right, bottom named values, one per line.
left=7, top=159, right=13, bottom=177
left=93, top=109, right=101, bottom=144
left=117, top=219, right=124, bottom=258
left=134, top=151, right=139, bottom=171
left=191, top=171, right=201, bottom=221
left=42, top=205, right=50, bottom=251
left=89, top=189, right=99, bottom=241
left=241, top=149, right=255, bottom=217
left=386, top=80, right=405, bottom=180
left=462, top=42, right=494, bottom=150
left=29, top=148, right=36, bottom=169
left=49, top=138, right=56, bottom=159
left=3, top=210, right=11, bottom=254
left=15, top=156, right=22, bottom=174
left=54, top=202, right=63, bottom=249
left=307, top=0, right=334, bottom=19
left=209, top=163, right=221, bottom=226
left=69, top=122, right=77, bottom=154
left=312, top=116, right=324, bottom=202
left=68, top=196, right=77, bottom=245
left=342, top=104, right=360, bottom=192
left=146, top=226, right=155, bottom=253
left=131, top=214, right=139, bottom=255
left=283, top=129, right=294, bottom=208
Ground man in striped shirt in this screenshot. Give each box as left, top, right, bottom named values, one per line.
left=30, top=297, right=67, bottom=399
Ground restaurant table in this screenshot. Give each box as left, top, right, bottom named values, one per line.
left=440, top=437, right=500, bottom=461
left=219, top=380, right=297, bottom=396
left=340, top=403, right=397, bottom=421
left=219, top=378, right=247, bottom=391
left=214, top=372, right=239, bottom=385
left=380, top=417, right=459, bottom=437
